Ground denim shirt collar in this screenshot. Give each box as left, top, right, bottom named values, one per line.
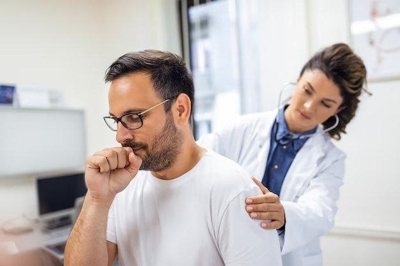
left=276, top=105, right=317, bottom=151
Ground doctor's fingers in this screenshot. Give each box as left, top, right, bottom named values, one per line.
left=249, top=210, right=283, bottom=223
left=251, top=177, right=269, bottom=194
left=92, top=148, right=132, bottom=172
left=260, top=220, right=284, bottom=230
left=246, top=202, right=281, bottom=213
left=246, top=192, right=280, bottom=205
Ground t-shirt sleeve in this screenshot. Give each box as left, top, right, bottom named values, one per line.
left=106, top=201, right=117, bottom=244
left=216, top=186, right=282, bottom=266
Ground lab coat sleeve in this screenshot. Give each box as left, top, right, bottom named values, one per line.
left=197, top=112, right=262, bottom=161
left=280, top=155, right=345, bottom=255
left=197, top=132, right=227, bottom=155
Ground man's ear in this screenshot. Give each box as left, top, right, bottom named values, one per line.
left=172, top=94, right=191, bottom=125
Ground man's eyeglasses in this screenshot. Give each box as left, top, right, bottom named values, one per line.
left=103, top=97, right=175, bottom=131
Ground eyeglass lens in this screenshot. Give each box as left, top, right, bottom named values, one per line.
left=105, top=113, right=143, bottom=131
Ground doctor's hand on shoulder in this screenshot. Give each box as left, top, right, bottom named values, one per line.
left=245, top=177, right=286, bottom=230
left=85, top=147, right=142, bottom=204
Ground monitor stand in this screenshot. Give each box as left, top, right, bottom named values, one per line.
left=41, top=215, right=72, bottom=231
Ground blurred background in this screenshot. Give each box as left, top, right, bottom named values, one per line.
left=0, top=0, right=399, bottom=265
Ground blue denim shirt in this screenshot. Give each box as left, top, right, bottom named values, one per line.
left=261, top=106, right=317, bottom=196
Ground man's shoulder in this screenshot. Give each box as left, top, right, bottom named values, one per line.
left=201, top=150, right=248, bottom=175
left=200, top=150, right=259, bottom=192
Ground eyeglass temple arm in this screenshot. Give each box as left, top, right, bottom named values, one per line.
left=137, top=99, right=170, bottom=116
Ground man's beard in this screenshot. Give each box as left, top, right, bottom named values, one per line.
left=122, top=112, right=183, bottom=172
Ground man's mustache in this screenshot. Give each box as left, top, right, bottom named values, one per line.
left=122, top=140, right=147, bottom=150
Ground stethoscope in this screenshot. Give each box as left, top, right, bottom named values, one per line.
left=274, top=82, right=339, bottom=145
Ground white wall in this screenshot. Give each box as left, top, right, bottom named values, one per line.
left=0, top=0, right=180, bottom=223
left=258, top=0, right=309, bottom=110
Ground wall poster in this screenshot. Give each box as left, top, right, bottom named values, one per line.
left=350, top=0, right=400, bottom=81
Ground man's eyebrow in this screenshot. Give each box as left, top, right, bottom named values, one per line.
left=109, top=109, right=142, bottom=117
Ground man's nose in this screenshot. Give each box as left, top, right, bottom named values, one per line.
left=116, top=122, right=134, bottom=144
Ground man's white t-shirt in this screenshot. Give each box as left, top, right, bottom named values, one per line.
left=107, top=150, right=282, bottom=266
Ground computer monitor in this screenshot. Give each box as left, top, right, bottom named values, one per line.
left=0, top=107, right=87, bottom=178
left=36, top=172, right=87, bottom=230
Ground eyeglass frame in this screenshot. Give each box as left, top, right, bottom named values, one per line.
left=103, top=95, right=177, bottom=132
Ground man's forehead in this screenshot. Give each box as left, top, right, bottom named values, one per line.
left=108, top=74, right=160, bottom=116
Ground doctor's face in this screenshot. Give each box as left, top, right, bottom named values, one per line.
left=109, top=72, right=183, bottom=172
left=284, top=70, right=344, bottom=133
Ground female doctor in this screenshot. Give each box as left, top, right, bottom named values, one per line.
left=199, top=43, right=369, bottom=266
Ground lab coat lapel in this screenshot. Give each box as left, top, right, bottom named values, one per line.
left=255, top=129, right=271, bottom=181
left=279, top=128, right=326, bottom=201
left=254, top=112, right=276, bottom=181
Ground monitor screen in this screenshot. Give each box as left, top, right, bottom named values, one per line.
left=36, top=172, right=87, bottom=222
left=0, top=107, right=86, bottom=178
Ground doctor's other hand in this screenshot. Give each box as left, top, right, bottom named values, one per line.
left=245, top=177, right=286, bottom=230
left=85, top=147, right=142, bottom=202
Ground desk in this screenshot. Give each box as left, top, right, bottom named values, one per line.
left=0, top=225, right=71, bottom=265
left=0, top=225, right=71, bottom=252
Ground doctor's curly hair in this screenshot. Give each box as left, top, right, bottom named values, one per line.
left=299, top=43, right=369, bottom=140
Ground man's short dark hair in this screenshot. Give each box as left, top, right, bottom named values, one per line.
left=105, top=50, right=194, bottom=114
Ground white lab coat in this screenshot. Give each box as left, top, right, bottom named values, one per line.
left=198, top=110, right=345, bottom=266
